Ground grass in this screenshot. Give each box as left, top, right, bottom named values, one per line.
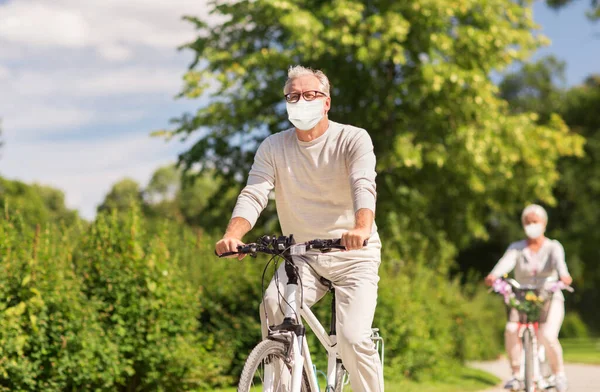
left=212, top=366, right=500, bottom=392
left=563, top=338, right=600, bottom=365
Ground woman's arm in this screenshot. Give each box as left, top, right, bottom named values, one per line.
left=554, top=241, right=573, bottom=285
left=485, top=246, right=519, bottom=285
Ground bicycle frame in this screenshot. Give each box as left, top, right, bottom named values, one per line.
left=517, top=321, right=542, bottom=391
left=227, top=236, right=383, bottom=392
left=264, top=258, right=384, bottom=392
left=264, top=269, right=340, bottom=392
left=491, top=276, right=573, bottom=392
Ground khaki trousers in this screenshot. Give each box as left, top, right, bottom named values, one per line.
left=259, top=248, right=384, bottom=392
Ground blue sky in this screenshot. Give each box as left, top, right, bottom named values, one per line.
left=0, top=0, right=598, bottom=219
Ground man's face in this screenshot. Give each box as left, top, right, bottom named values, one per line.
left=285, top=75, right=331, bottom=115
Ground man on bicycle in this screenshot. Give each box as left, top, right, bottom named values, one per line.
left=215, top=65, right=383, bottom=392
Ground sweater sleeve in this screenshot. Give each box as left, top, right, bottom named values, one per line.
left=231, top=137, right=275, bottom=228
left=553, top=240, right=570, bottom=277
left=347, top=129, right=377, bottom=213
left=490, top=244, right=519, bottom=277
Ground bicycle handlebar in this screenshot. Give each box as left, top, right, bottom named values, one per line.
left=492, top=276, right=574, bottom=294
left=216, top=235, right=369, bottom=258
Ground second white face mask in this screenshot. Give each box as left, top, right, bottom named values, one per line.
left=286, top=99, right=324, bottom=131
left=524, top=223, right=545, bottom=239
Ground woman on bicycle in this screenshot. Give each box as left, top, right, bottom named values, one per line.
left=485, top=204, right=573, bottom=392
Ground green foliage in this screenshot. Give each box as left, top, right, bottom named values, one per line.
left=376, top=262, right=503, bottom=381
left=0, top=214, right=118, bottom=391
left=0, top=176, right=80, bottom=228
left=560, top=312, right=590, bottom=339
left=97, top=178, right=143, bottom=214
left=170, top=0, right=584, bottom=270
left=546, top=0, right=600, bottom=21
left=72, top=208, right=211, bottom=391
left=494, top=58, right=600, bottom=331
left=0, top=206, right=224, bottom=391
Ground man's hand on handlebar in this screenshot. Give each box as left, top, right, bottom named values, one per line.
left=215, top=237, right=246, bottom=260
left=341, top=228, right=370, bottom=250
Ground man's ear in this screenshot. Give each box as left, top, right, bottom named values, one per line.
left=324, top=97, right=331, bottom=115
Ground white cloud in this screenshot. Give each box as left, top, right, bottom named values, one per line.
left=0, top=66, right=185, bottom=98
left=0, top=0, right=212, bottom=218
left=0, top=65, right=10, bottom=79
left=0, top=2, right=89, bottom=48
left=97, top=44, right=133, bottom=62
left=76, top=68, right=182, bottom=96
left=1, top=132, right=195, bottom=219
left=4, top=105, right=94, bottom=132
left=0, top=0, right=214, bottom=59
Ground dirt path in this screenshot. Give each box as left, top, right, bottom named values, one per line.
left=470, top=358, right=600, bottom=391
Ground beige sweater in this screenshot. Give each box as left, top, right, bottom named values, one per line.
left=232, top=120, right=380, bottom=245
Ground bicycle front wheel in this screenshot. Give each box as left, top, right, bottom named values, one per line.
left=238, top=339, right=312, bottom=392
left=523, top=328, right=535, bottom=392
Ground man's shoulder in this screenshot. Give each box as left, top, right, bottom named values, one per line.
left=330, top=121, right=371, bottom=146
left=264, top=128, right=295, bottom=146
left=332, top=121, right=368, bottom=136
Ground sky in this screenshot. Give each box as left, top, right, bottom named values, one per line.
left=0, top=0, right=598, bottom=220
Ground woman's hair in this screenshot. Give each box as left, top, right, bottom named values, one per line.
left=283, top=65, right=331, bottom=95
left=521, top=204, right=548, bottom=224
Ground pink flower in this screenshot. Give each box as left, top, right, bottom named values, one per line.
left=493, top=279, right=513, bottom=304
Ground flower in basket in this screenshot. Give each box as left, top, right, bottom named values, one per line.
left=492, top=279, right=514, bottom=304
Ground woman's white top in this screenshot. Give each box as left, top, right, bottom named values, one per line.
left=491, top=238, right=570, bottom=300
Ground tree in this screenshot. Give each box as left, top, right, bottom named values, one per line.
left=469, top=57, right=600, bottom=330
left=167, top=0, right=584, bottom=268
left=0, top=176, right=79, bottom=227
left=499, top=56, right=566, bottom=122
left=552, top=74, right=600, bottom=330
left=97, top=178, right=143, bottom=214
left=546, top=0, right=600, bottom=21
left=145, top=165, right=181, bottom=204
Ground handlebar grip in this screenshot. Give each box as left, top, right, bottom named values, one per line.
left=332, top=239, right=369, bottom=247
left=215, top=250, right=239, bottom=258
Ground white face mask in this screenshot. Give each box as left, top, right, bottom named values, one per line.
left=524, top=223, right=545, bottom=239
left=286, top=99, right=324, bottom=131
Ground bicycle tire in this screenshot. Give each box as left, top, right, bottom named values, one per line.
left=334, top=362, right=349, bottom=392
left=523, top=328, right=535, bottom=392
left=237, top=339, right=312, bottom=392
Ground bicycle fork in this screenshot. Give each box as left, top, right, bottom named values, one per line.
left=262, top=265, right=306, bottom=392
left=519, top=323, right=541, bottom=392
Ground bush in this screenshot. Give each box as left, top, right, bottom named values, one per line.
left=376, top=262, right=504, bottom=381
left=0, top=207, right=226, bottom=391
left=0, top=204, right=507, bottom=389
left=560, top=312, right=589, bottom=339
left=72, top=209, right=211, bottom=391
left=0, top=214, right=119, bottom=391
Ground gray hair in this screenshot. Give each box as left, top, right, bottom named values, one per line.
left=283, top=65, right=331, bottom=95
left=521, top=204, right=548, bottom=224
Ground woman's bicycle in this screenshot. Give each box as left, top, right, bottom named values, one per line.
left=491, top=276, right=573, bottom=392
left=217, top=234, right=384, bottom=392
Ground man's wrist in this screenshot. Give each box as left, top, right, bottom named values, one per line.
left=353, top=226, right=371, bottom=236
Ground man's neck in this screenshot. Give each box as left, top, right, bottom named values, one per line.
left=295, top=118, right=330, bottom=142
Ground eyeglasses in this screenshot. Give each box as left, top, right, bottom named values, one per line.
left=284, top=90, right=328, bottom=103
